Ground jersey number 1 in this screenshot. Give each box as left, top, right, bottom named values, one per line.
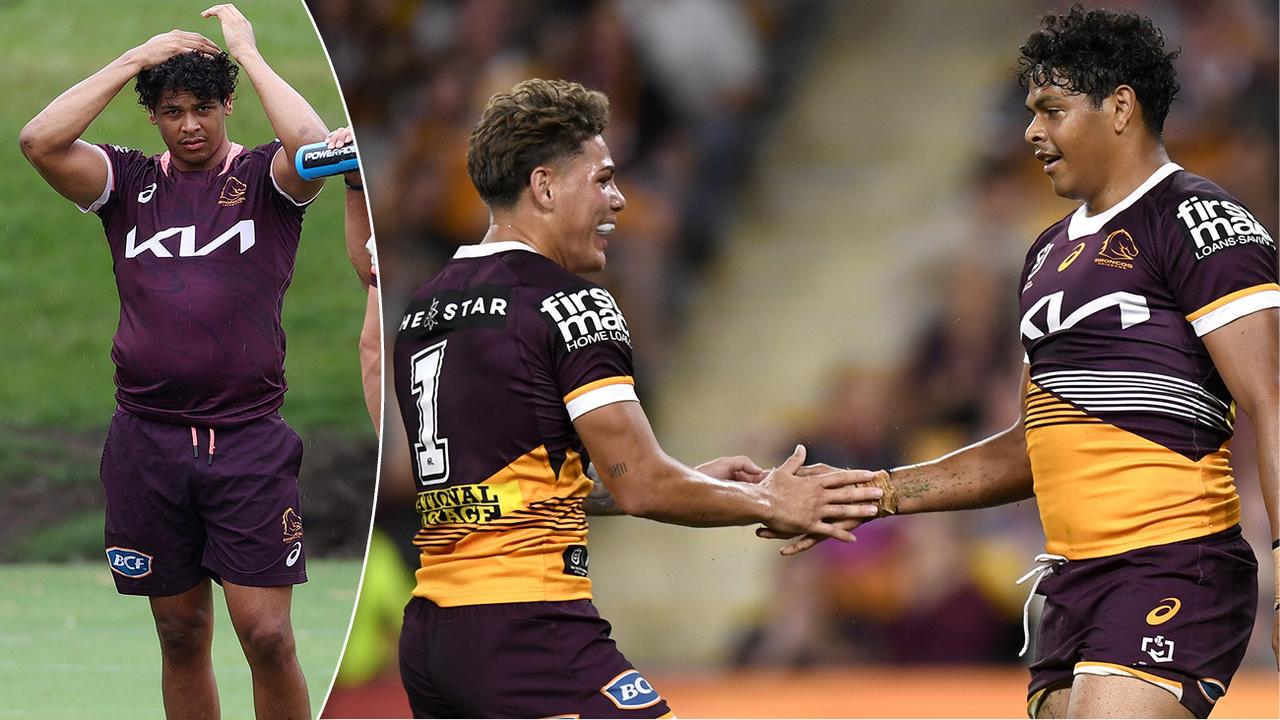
left=410, top=340, right=450, bottom=485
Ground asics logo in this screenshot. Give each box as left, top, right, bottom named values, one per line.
left=1146, top=597, right=1181, bottom=626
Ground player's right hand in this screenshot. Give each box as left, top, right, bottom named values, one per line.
left=757, top=445, right=882, bottom=543
left=132, top=30, right=222, bottom=69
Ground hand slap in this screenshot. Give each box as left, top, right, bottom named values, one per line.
left=754, top=445, right=880, bottom=544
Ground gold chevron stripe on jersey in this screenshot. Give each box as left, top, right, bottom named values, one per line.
left=412, top=444, right=593, bottom=606
left=1025, top=384, right=1239, bottom=559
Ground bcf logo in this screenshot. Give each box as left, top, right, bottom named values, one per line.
left=106, top=547, right=153, bottom=578
left=601, top=669, right=661, bottom=710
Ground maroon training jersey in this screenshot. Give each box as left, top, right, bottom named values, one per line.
left=393, top=240, right=637, bottom=607
left=1017, top=163, right=1278, bottom=559
left=81, top=141, right=312, bottom=426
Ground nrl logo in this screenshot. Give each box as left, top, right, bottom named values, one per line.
left=1141, top=635, right=1175, bottom=663
left=218, top=175, right=248, bottom=206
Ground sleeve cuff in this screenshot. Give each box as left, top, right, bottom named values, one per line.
left=270, top=146, right=322, bottom=206
left=1187, top=286, right=1280, bottom=336
left=565, top=377, right=637, bottom=421
left=75, top=144, right=113, bottom=214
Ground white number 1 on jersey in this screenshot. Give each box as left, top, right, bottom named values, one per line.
left=409, top=340, right=450, bottom=485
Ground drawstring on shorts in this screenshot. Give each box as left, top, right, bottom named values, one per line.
left=1015, top=553, right=1067, bottom=657
left=189, top=427, right=217, bottom=465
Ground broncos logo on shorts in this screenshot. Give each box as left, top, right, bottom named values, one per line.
left=281, top=507, right=304, bottom=543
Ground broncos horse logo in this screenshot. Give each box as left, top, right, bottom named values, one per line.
left=1099, top=229, right=1140, bottom=260
left=218, top=176, right=248, bottom=206
left=281, top=507, right=304, bottom=543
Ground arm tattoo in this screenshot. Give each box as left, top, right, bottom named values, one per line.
left=582, top=463, right=627, bottom=516
left=896, top=476, right=932, bottom=500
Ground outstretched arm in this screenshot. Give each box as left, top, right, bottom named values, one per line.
left=20, top=31, right=221, bottom=206
left=774, top=365, right=1035, bottom=555
left=583, top=455, right=765, bottom=517
left=573, top=400, right=882, bottom=539
left=1202, top=308, right=1279, bottom=666
left=202, top=4, right=328, bottom=202
left=886, top=367, right=1034, bottom=516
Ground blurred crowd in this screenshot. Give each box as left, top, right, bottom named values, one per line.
left=313, top=0, right=1277, bottom=678
left=311, top=0, right=828, bottom=381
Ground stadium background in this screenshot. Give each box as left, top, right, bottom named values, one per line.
left=0, top=0, right=375, bottom=716
left=316, top=0, right=1277, bottom=717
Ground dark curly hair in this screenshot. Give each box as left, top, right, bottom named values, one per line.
left=467, top=78, right=610, bottom=208
left=1017, top=4, right=1180, bottom=135
left=135, top=51, right=239, bottom=110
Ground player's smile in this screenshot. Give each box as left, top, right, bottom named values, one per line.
left=1034, top=148, right=1062, bottom=174
left=594, top=217, right=617, bottom=250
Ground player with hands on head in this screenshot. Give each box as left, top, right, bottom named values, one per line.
left=763, top=6, right=1278, bottom=719
left=392, top=77, right=883, bottom=718
left=20, top=5, right=339, bottom=719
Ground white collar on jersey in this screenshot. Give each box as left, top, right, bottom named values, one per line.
left=1067, top=162, right=1183, bottom=240
left=452, top=240, right=540, bottom=259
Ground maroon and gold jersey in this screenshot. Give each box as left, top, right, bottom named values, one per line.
left=82, top=141, right=312, bottom=427
left=1018, top=163, right=1278, bottom=559
left=393, top=241, right=637, bottom=607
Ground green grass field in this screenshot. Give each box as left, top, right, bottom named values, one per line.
left=0, top=0, right=364, bottom=434
left=0, top=560, right=362, bottom=718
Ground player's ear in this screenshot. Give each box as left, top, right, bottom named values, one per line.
left=529, top=166, right=554, bottom=210
left=1112, top=85, right=1137, bottom=134
left=223, top=98, right=233, bottom=117
left=147, top=107, right=158, bottom=125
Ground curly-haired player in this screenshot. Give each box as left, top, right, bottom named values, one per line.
left=19, top=5, right=333, bottom=719
left=771, top=6, right=1277, bottom=718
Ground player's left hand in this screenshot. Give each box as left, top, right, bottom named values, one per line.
left=696, top=455, right=765, bottom=483
left=201, top=5, right=257, bottom=61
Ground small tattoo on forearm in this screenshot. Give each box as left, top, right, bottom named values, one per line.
left=608, top=462, right=628, bottom=479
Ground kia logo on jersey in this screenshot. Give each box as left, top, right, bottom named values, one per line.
left=124, top=220, right=256, bottom=259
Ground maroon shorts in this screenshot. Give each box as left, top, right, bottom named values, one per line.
left=101, top=409, right=307, bottom=596
left=1027, top=526, right=1257, bottom=718
left=399, top=597, right=673, bottom=718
